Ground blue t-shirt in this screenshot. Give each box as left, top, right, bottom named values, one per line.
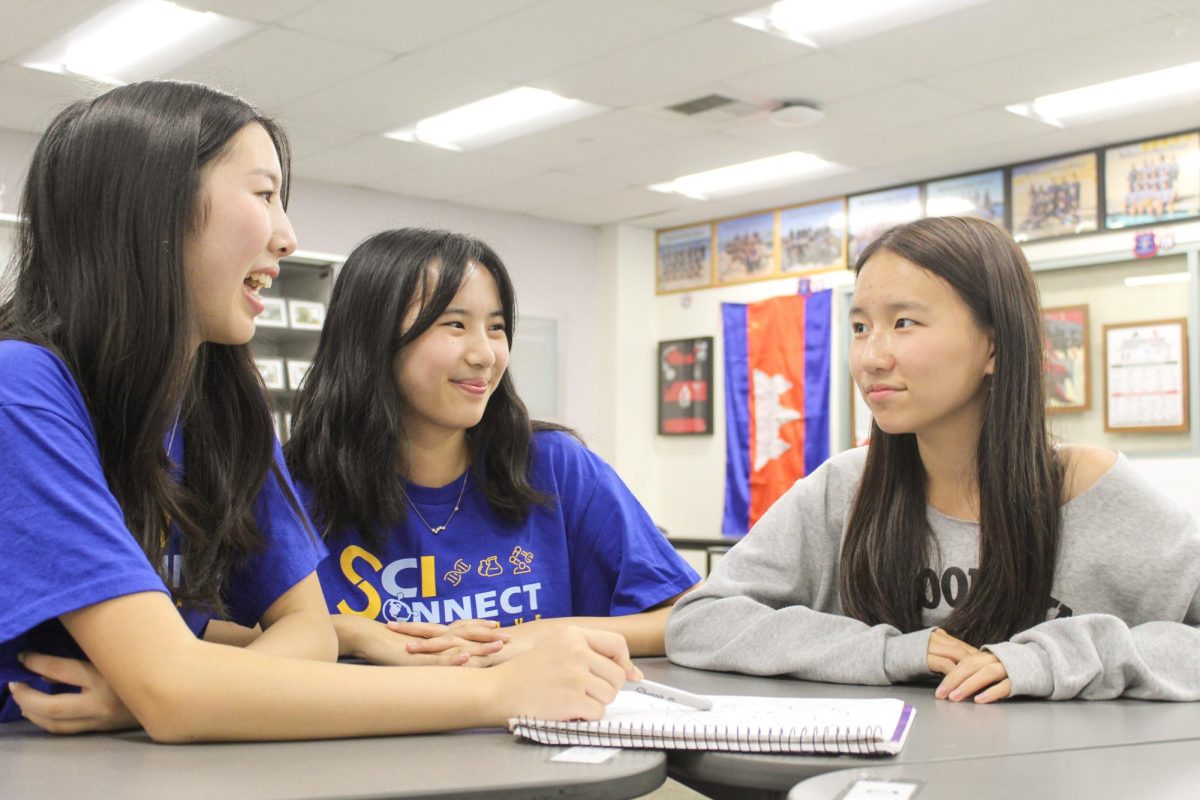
left=0, top=341, right=325, bottom=720
left=313, top=430, right=699, bottom=627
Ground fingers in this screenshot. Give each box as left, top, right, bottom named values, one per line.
left=385, top=620, right=509, bottom=644
left=579, top=628, right=641, bottom=681
left=974, top=679, right=1012, bottom=704
left=404, top=638, right=504, bottom=656
left=926, top=629, right=980, bottom=672
left=18, top=652, right=92, bottom=688
left=935, top=652, right=1010, bottom=702
left=7, top=681, right=93, bottom=726
left=384, top=621, right=449, bottom=638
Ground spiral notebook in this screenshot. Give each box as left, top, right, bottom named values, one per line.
left=510, top=691, right=915, bottom=755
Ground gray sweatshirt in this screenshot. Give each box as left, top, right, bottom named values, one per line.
left=666, top=447, right=1200, bottom=700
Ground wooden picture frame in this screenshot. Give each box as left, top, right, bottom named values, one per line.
left=1103, top=318, right=1189, bottom=433
left=1104, top=131, right=1200, bottom=230
left=1010, top=151, right=1099, bottom=242
left=779, top=197, right=846, bottom=274
left=847, top=185, right=922, bottom=266
left=924, top=169, right=1006, bottom=227
left=1042, top=304, right=1090, bottom=413
left=658, top=336, right=714, bottom=435
left=254, top=357, right=285, bottom=391
left=715, top=211, right=778, bottom=285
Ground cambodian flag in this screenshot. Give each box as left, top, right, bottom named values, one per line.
left=722, top=290, right=831, bottom=534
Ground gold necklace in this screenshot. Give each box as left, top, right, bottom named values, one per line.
left=403, top=472, right=469, bottom=535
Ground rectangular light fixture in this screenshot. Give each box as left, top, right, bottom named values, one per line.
left=1007, top=61, right=1200, bottom=128
left=384, top=87, right=605, bottom=152
left=648, top=152, right=845, bottom=201
left=21, top=0, right=255, bottom=85
left=1124, top=272, right=1189, bottom=288
left=733, top=0, right=989, bottom=48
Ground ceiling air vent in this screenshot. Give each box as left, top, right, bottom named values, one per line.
left=665, top=93, right=764, bottom=121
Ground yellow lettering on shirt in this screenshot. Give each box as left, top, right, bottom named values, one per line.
left=337, top=545, right=382, bottom=618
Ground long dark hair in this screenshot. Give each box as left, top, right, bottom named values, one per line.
left=839, top=216, right=1064, bottom=646
left=0, top=80, right=295, bottom=615
left=287, top=228, right=557, bottom=545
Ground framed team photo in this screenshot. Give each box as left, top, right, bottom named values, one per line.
left=1042, top=304, right=1090, bottom=413
left=288, top=299, right=326, bottom=330
left=286, top=359, right=313, bottom=391
left=254, top=357, right=285, bottom=391
left=656, top=223, right=713, bottom=294
left=715, top=212, right=777, bottom=285
left=1010, top=152, right=1099, bottom=242
left=847, top=185, right=922, bottom=266
left=257, top=296, right=288, bottom=328
left=658, top=337, right=713, bottom=435
left=924, top=169, right=1006, bottom=226
left=1104, top=132, right=1200, bottom=229
left=779, top=198, right=846, bottom=274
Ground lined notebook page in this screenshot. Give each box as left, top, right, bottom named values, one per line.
left=510, top=691, right=915, bottom=755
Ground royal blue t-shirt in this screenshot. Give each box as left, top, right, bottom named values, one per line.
left=0, top=341, right=325, bottom=720
left=312, top=431, right=699, bottom=627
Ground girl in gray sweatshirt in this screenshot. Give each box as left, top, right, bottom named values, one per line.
left=666, top=216, right=1200, bottom=702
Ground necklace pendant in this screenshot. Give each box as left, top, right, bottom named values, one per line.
left=431, top=525, right=446, bottom=534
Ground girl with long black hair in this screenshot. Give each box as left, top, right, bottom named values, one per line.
left=667, top=216, right=1200, bottom=702
left=286, top=228, right=700, bottom=666
left=1, top=81, right=637, bottom=739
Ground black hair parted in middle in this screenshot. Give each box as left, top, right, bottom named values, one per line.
left=286, top=228, right=561, bottom=545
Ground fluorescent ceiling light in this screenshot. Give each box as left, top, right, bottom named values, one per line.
left=384, top=87, right=605, bottom=152
left=1124, top=272, right=1189, bottom=288
left=648, top=152, right=845, bottom=201
left=733, top=0, right=991, bottom=48
left=1007, top=61, right=1200, bottom=128
left=21, top=0, right=255, bottom=85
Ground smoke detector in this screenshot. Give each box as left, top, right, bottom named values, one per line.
left=769, top=102, right=824, bottom=127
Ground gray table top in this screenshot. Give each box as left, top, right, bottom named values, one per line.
left=0, top=720, right=666, bottom=800
left=637, top=658, right=1200, bottom=795
left=788, top=739, right=1200, bottom=800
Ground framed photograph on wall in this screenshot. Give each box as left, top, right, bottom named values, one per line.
left=779, top=198, right=846, bottom=274
left=847, top=185, right=922, bottom=265
left=258, top=296, right=289, bottom=328
left=715, top=212, right=777, bottom=284
left=254, top=357, right=285, bottom=391
left=1010, top=152, right=1099, bottom=242
left=924, top=169, right=1006, bottom=227
left=286, top=359, right=313, bottom=392
left=656, top=223, right=713, bottom=293
left=288, top=299, right=326, bottom=330
left=1104, top=131, right=1200, bottom=229
left=658, top=336, right=713, bottom=435
left=1103, top=318, right=1188, bottom=433
left=1042, top=304, right=1090, bottom=413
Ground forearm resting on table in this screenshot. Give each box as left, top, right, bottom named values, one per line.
left=512, top=605, right=676, bottom=656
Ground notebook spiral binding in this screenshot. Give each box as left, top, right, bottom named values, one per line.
left=510, top=718, right=889, bottom=754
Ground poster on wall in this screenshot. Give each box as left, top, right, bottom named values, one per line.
left=658, top=337, right=713, bottom=435
left=924, top=169, right=1006, bottom=226
left=847, top=185, right=922, bottom=266
left=715, top=211, right=777, bottom=284
left=1042, top=305, right=1089, bottom=413
left=1103, top=318, right=1189, bottom=432
left=1104, top=132, right=1200, bottom=229
left=779, top=198, right=846, bottom=274
left=656, top=223, right=713, bottom=293
left=1010, top=152, right=1099, bottom=242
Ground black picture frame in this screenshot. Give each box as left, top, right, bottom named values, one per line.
left=658, top=336, right=714, bottom=436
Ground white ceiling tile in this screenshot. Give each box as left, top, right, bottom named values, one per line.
left=533, top=187, right=694, bottom=225
left=166, top=28, right=394, bottom=110
left=538, top=18, right=807, bottom=108
left=184, top=0, right=323, bottom=23
left=832, top=0, right=1162, bottom=80
left=0, top=65, right=104, bottom=133
left=452, top=170, right=626, bottom=213
left=1064, top=100, right=1200, bottom=149
left=716, top=51, right=904, bottom=107
left=280, top=0, right=540, bottom=55
left=275, top=118, right=361, bottom=159
left=0, top=0, right=112, bottom=61
left=648, top=0, right=763, bottom=15
left=410, top=0, right=708, bottom=84
left=476, top=110, right=699, bottom=169
left=278, top=55, right=511, bottom=133
left=568, top=133, right=772, bottom=185
left=292, top=136, right=452, bottom=185
left=364, top=155, right=545, bottom=200
left=925, top=14, right=1200, bottom=106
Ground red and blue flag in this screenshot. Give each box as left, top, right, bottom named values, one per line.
left=722, top=290, right=831, bottom=534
